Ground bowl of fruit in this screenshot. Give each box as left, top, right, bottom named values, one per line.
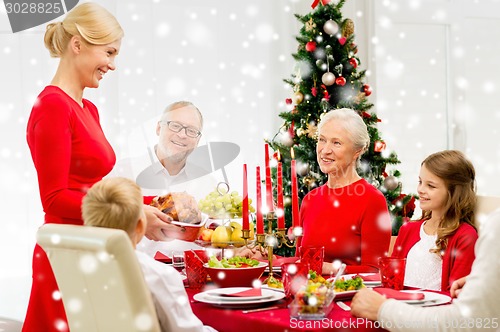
left=197, top=187, right=256, bottom=248
left=205, top=256, right=268, bottom=288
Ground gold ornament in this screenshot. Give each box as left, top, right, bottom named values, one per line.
left=353, top=92, right=364, bottom=104
left=306, top=122, right=318, bottom=138
left=342, top=19, right=355, bottom=39
left=302, top=176, right=316, bottom=188
left=305, top=18, right=317, bottom=32
left=293, top=91, right=304, bottom=104
left=296, top=128, right=305, bottom=137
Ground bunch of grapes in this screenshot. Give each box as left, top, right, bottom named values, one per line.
left=198, top=189, right=255, bottom=219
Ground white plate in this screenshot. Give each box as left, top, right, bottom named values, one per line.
left=193, top=287, right=285, bottom=309
left=204, top=287, right=274, bottom=301
left=400, top=290, right=451, bottom=306
left=341, top=273, right=381, bottom=286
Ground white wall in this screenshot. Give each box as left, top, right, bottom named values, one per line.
left=1, top=0, right=499, bottom=321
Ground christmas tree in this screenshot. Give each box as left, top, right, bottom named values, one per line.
left=269, top=0, right=416, bottom=256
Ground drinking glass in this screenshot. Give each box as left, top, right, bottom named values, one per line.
left=379, top=257, right=406, bottom=290
left=184, top=250, right=208, bottom=290
left=281, top=262, right=310, bottom=301
left=299, top=246, right=324, bottom=275
left=171, top=251, right=185, bottom=274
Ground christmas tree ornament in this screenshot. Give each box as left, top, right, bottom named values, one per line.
left=305, top=41, right=317, bottom=52
left=383, top=176, right=399, bottom=191
left=306, top=122, right=318, bottom=138
left=323, top=19, right=339, bottom=35
left=293, top=91, right=304, bottom=104
left=335, top=76, right=346, bottom=86
left=338, top=36, right=347, bottom=46
left=362, top=84, right=372, bottom=96
left=296, top=128, right=305, bottom=137
left=348, top=58, right=358, bottom=69
left=277, top=130, right=294, bottom=147
left=305, top=18, right=317, bottom=32
left=286, top=98, right=293, bottom=105
left=296, top=161, right=310, bottom=176
left=316, top=35, right=324, bottom=43
left=374, top=140, right=386, bottom=152
left=316, top=59, right=325, bottom=68
left=322, top=72, right=336, bottom=86
left=311, top=86, right=318, bottom=97
left=342, top=18, right=355, bottom=38
left=334, top=63, right=343, bottom=75
left=302, top=175, right=316, bottom=188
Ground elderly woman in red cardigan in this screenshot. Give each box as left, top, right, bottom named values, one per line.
left=296, top=108, right=392, bottom=275
left=392, top=150, right=478, bottom=292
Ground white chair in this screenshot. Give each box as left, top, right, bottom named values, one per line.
left=476, top=195, right=500, bottom=217
left=37, top=224, right=161, bottom=332
left=0, top=317, right=23, bottom=332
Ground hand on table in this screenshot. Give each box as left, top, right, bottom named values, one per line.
left=235, top=247, right=276, bottom=260
left=350, top=288, right=387, bottom=321
left=143, top=204, right=177, bottom=241
left=450, top=276, right=467, bottom=299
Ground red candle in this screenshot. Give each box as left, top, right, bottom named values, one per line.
left=291, top=150, right=299, bottom=228
left=242, top=164, right=249, bottom=231
left=256, top=166, right=264, bottom=234
left=265, top=144, right=274, bottom=212
left=277, top=162, right=285, bottom=229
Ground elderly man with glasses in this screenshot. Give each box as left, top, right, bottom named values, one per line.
left=136, top=101, right=207, bottom=188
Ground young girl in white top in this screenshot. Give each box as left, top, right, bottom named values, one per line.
left=391, top=150, right=478, bottom=291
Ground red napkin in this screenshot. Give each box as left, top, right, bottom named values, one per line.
left=221, top=288, right=262, bottom=297
left=354, top=274, right=381, bottom=282
left=374, top=288, right=425, bottom=300
left=154, top=251, right=172, bottom=263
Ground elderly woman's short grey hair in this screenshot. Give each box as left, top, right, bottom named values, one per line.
left=318, top=108, right=370, bottom=156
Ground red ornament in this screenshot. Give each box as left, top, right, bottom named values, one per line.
left=289, top=121, right=295, bottom=138
left=305, top=41, right=316, bottom=52
left=362, top=111, right=371, bottom=119
left=348, top=58, right=358, bottom=69
left=362, top=84, right=372, bottom=96
left=338, top=37, right=347, bottom=46
left=311, top=87, right=317, bottom=97
left=286, top=98, right=292, bottom=105
left=374, top=140, right=386, bottom=153
left=335, top=76, right=346, bottom=86
left=322, top=90, right=330, bottom=101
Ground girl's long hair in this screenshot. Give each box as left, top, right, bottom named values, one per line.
left=421, top=150, right=477, bottom=256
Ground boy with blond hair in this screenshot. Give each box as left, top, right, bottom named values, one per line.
left=82, top=177, right=216, bottom=332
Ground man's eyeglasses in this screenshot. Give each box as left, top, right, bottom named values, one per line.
left=161, top=121, right=202, bottom=138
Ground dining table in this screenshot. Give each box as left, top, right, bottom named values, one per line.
left=187, top=286, right=387, bottom=332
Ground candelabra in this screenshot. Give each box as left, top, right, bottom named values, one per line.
left=241, top=211, right=297, bottom=286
